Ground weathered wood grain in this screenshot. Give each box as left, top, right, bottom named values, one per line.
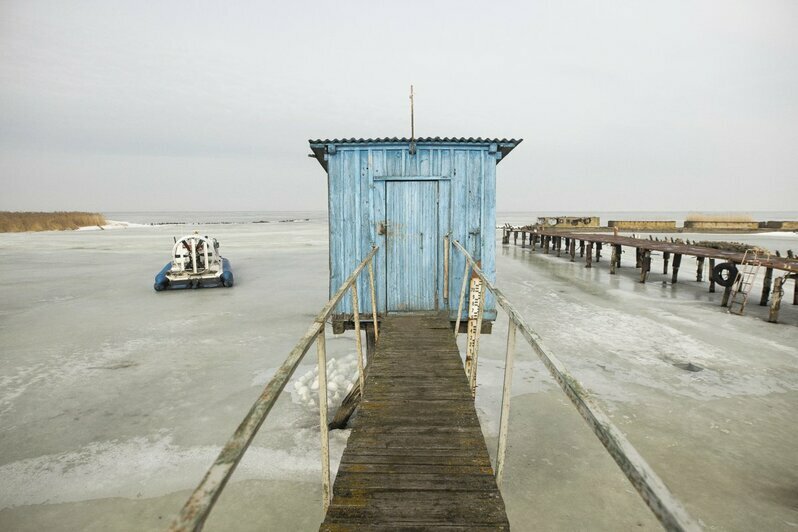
left=320, top=313, right=508, bottom=530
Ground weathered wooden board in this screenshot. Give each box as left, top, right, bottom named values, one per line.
left=320, top=313, right=508, bottom=530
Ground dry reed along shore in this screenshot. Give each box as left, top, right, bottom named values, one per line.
left=0, top=212, right=106, bottom=232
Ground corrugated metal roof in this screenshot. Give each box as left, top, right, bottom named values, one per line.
left=308, top=137, right=522, bottom=170
left=309, top=137, right=521, bottom=145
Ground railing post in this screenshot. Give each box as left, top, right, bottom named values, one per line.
left=495, top=318, right=516, bottom=487
left=352, top=283, right=365, bottom=394
left=465, top=274, right=485, bottom=396
left=455, top=258, right=470, bottom=338
left=368, top=257, right=379, bottom=341
left=316, top=329, right=331, bottom=512
left=444, top=234, right=450, bottom=308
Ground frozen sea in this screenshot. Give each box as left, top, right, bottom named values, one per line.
left=0, top=211, right=796, bottom=531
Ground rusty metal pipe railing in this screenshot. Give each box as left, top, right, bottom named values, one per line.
left=169, top=246, right=379, bottom=532
left=451, top=240, right=699, bottom=532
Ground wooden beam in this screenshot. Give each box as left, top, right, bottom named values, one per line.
left=586, top=242, right=593, bottom=269
left=696, top=257, right=704, bottom=282
left=760, top=267, right=773, bottom=306
left=671, top=254, right=682, bottom=284
left=662, top=252, right=670, bottom=275
left=640, top=250, right=651, bottom=283
left=569, top=238, right=576, bottom=262
left=708, top=258, right=716, bottom=293
left=768, top=276, right=784, bottom=323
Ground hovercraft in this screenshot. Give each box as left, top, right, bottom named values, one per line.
left=154, top=233, right=234, bottom=291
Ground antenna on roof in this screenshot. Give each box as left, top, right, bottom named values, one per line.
left=409, top=84, right=416, bottom=155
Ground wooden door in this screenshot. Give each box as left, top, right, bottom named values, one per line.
left=386, top=181, right=438, bottom=311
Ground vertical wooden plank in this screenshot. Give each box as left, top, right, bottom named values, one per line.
left=357, top=148, right=369, bottom=310
left=327, top=149, right=341, bottom=306
left=481, top=148, right=497, bottom=320
left=466, top=149, right=482, bottom=260
left=452, top=149, right=468, bottom=320
left=586, top=242, right=593, bottom=268
left=374, top=179, right=387, bottom=313
left=438, top=180, right=451, bottom=309
left=419, top=148, right=431, bottom=176
left=696, top=257, right=705, bottom=282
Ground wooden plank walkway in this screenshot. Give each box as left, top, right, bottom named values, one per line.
left=320, top=313, right=509, bottom=531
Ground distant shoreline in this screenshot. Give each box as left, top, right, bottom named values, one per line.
left=0, top=211, right=106, bottom=233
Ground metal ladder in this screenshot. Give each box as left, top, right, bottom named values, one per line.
left=728, top=249, right=767, bottom=315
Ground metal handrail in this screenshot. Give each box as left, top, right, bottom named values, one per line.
left=451, top=239, right=700, bottom=532
left=169, top=246, right=379, bottom=532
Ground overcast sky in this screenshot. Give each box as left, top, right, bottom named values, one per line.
left=1, top=1, right=796, bottom=212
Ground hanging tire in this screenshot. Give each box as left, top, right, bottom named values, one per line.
left=712, top=262, right=738, bottom=287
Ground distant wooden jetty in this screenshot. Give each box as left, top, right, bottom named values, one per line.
left=503, top=227, right=798, bottom=323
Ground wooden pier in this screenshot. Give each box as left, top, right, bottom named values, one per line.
left=503, top=227, right=798, bottom=322
left=320, top=312, right=508, bottom=530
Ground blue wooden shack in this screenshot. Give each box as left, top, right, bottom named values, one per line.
left=309, top=137, right=522, bottom=332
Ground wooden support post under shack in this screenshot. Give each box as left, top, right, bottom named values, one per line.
left=579, top=240, right=585, bottom=257
left=586, top=242, right=593, bottom=268
left=596, top=242, right=602, bottom=262
left=768, top=276, right=784, bottom=323
left=502, top=228, right=509, bottom=245
left=709, top=258, right=716, bottom=293
left=610, top=245, right=618, bottom=274
left=531, top=233, right=536, bottom=250
left=696, top=257, right=705, bottom=282
left=671, top=254, right=682, bottom=283
left=635, top=248, right=642, bottom=268
left=544, top=236, right=550, bottom=254
left=615, top=244, right=622, bottom=268
left=794, top=277, right=798, bottom=305
left=760, top=267, right=773, bottom=306
left=640, top=250, right=651, bottom=283
left=569, top=239, right=576, bottom=262
left=663, top=252, right=670, bottom=275
left=556, top=237, right=562, bottom=257
left=513, top=231, right=517, bottom=245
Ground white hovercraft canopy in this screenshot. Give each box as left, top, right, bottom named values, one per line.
left=171, top=234, right=221, bottom=275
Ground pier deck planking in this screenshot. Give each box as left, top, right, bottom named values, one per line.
left=320, top=313, right=509, bottom=531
